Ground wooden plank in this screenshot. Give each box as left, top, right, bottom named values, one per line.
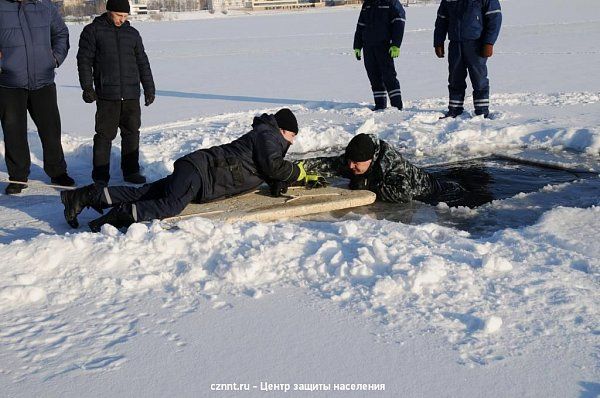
left=165, top=186, right=376, bottom=223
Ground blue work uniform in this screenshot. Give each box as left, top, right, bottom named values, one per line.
left=354, top=0, right=406, bottom=110
left=434, top=0, right=502, bottom=116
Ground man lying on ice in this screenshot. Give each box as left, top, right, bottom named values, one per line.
left=61, top=108, right=321, bottom=232
left=297, top=133, right=466, bottom=205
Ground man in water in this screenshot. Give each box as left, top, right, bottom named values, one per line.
left=298, top=133, right=444, bottom=203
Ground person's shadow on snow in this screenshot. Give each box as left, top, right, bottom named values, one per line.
left=0, top=192, right=75, bottom=243
left=578, top=381, right=600, bottom=398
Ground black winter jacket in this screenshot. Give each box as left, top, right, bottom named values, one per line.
left=302, top=134, right=441, bottom=203
left=179, top=114, right=301, bottom=203
left=76, top=13, right=154, bottom=100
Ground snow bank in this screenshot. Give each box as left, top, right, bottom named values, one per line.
left=0, top=204, right=598, bottom=379
left=0, top=90, right=598, bottom=381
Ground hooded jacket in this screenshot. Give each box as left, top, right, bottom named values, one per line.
left=302, top=134, right=440, bottom=203
left=77, top=13, right=154, bottom=100
left=179, top=114, right=302, bottom=203
left=0, top=0, right=69, bottom=90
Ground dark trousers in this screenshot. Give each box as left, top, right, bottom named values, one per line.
left=447, top=40, right=490, bottom=114
left=102, top=160, right=201, bottom=221
left=0, top=84, right=67, bottom=181
left=93, top=99, right=141, bottom=183
left=363, top=45, right=402, bottom=108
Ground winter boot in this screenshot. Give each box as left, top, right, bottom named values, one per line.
left=124, top=172, right=147, bottom=184
left=51, top=173, right=76, bottom=187
left=439, top=109, right=463, bottom=119
left=61, top=183, right=104, bottom=228
left=88, top=204, right=135, bottom=233
left=5, top=182, right=27, bottom=195
left=474, top=108, right=490, bottom=118
left=372, top=96, right=387, bottom=111
left=390, top=94, right=403, bottom=110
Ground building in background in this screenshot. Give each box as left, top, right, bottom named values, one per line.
left=56, top=0, right=435, bottom=17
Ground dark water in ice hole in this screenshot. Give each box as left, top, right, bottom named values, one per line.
left=301, top=157, right=600, bottom=238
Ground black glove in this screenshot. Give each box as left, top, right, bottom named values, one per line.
left=269, top=180, right=289, bottom=197
left=144, top=93, right=155, bottom=106
left=82, top=88, right=97, bottom=103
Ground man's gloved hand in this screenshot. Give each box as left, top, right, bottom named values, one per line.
left=82, top=87, right=97, bottom=103
left=435, top=45, right=445, bottom=58
left=304, top=175, right=329, bottom=189
left=269, top=180, right=289, bottom=197
left=481, top=43, right=494, bottom=58
left=354, top=48, right=362, bottom=61
left=389, top=46, right=400, bottom=58
left=144, top=92, right=155, bottom=106
left=296, top=161, right=328, bottom=189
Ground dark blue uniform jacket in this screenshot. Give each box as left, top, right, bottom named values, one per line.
left=434, top=0, right=502, bottom=46
left=353, top=0, right=406, bottom=49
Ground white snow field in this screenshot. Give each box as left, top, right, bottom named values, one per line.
left=1, top=0, right=599, bottom=397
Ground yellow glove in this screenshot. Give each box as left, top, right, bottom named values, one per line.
left=296, top=162, right=328, bottom=189
left=296, top=161, right=307, bottom=182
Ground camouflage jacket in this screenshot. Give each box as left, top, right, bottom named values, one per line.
left=302, top=135, right=441, bottom=203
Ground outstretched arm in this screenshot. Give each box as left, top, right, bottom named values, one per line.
left=301, top=155, right=349, bottom=179
left=254, top=132, right=301, bottom=183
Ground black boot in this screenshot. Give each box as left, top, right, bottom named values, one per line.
left=439, top=109, right=463, bottom=119
left=60, top=184, right=104, bottom=228
left=372, top=96, right=387, bottom=111
left=475, top=108, right=490, bottom=118
left=88, top=204, right=135, bottom=233
left=5, top=182, right=27, bottom=194
left=124, top=172, right=146, bottom=184
left=390, top=94, right=403, bottom=110
left=51, top=173, right=76, bottom=187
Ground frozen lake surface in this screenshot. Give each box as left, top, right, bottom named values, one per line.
left=0, top=0, right=599, bottom=397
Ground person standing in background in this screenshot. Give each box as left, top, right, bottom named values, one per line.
left=77, top=0, right=155, bottom=186
left=0, top=0, right=73, bottom=194
left=353, top=0, right=406, bottom=111
left=434, top=0, right=502, bottom=119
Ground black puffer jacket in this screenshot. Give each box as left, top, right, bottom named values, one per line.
left=77, top=13, right=154, bottom=100
left=179, top=114, right=301, bottom=203
left=302, top=134, right=441, bottom=203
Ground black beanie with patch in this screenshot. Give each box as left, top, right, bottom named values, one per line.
left=345, top=134, right=376, bottom=162
left=274, top=108, right=298, bottom=134
left=107, top=0, right=130, bottom=13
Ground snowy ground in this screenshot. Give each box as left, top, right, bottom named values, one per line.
left=1, top=0, right=599, bottom=397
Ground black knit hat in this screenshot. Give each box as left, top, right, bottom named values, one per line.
left=345, top=134, right=376, bottom=162
left=107, top=0, right=130, bottom=13
left=274, top=108, right=298, bottom=134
